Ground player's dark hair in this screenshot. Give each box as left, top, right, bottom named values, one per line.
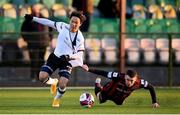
left=126, top=69, right=137, bottom=78
left=70, top=11, right=86, bottom=23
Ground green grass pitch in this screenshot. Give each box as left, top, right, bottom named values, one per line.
left=0, top=87, right=180, bottom=114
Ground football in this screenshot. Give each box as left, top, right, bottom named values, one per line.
left=79, top=92, right=94, bottom=108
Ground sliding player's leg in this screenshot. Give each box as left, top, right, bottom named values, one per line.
left=95, top=78, right=102, bottom=95
left=94, top=78, right=107, bottom=104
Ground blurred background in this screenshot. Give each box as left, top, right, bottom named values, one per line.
left=0, top=0, right=179, bottom=87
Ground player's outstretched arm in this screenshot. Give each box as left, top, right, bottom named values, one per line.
left=144, top=83, right=160, bottom=108
left=24, top=14, right=56, bottom=29
left=81, top=64, right=120, bottom=80
left=81, top=64, right=109, bottom=77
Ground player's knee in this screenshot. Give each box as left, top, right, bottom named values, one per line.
left=59, top=79, right=67, bottom=89
left=59, top=83, right=66, bottom=90
left=97, top=92, right=106, bottom=104
left=99, top=99, right=106, bottom=104
left=39, top=71, right=49, bottom=82
left=59, top=76, right=69, bottom=89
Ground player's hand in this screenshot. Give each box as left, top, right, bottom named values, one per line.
left=152, top=103, right=160, bottom=108
left=24, top=14, right=33, bottom=22
left=81, top=64, right=89, bottom=71
left=59, top=55, right=75, bottom=61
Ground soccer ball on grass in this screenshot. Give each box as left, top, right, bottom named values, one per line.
left=79, top=92, right=94, bottom=108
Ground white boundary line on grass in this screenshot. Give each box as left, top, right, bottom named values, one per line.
left=1, top=86, right=180, bottom=90
left=0, top=87, right=94, bottom=90
left=4, top=110, right=165, bottom=115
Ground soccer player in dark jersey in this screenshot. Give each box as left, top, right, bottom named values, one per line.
left=81, top=64, right=160, bottom=108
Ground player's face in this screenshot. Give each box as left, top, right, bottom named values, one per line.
left=70, top=16, right=81, bottom=32
left=125, top=75, right=137, bottom=87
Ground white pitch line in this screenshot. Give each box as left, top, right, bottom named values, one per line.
left=1, top=86, right=180, bottom=90
left=0, top=87, right=94, bottom=90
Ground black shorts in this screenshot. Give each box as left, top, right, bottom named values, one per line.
left=98, top=82, right=111, bottom=104
left=40, top=53, right=72, bottom=79
left=100, top=82, right=124, bottom=105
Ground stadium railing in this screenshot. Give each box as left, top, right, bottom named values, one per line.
left=0, top=32, right=180, bottom=86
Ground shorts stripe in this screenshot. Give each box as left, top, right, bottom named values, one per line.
left=58, top=71, right=71, bottom=79
left=42, top=65, right=53, bottom=73
left=41, top=65, right=54, bottom=75
left=59, top=69, right=70, bottom=74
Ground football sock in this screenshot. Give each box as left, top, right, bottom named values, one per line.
left=95, top=83, right=102, bottom=96
left=54, top=87, right=66, bottom=99
left=95, top=78, right=101, bottom=84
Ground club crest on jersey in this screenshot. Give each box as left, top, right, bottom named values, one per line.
left=113, top=72, right=118, bottom=77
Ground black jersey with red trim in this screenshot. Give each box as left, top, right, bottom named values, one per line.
left=101, top=75, right=147, bottom=105
left=88, top=69, right=155, bottom=105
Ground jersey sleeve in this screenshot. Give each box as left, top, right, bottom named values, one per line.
left=69, top=57, right=83, bottom=67
left=88, top=69, right=121, bottom=80
left=55, top=22, right=65, bottom=32
left=107, top=71, right=119, bottom=79
left=141, top=79, right=157, bottom=103
left=33, top=17, right=56, bottom=29
left=140, top=79, right=149, bottom=88
left=69, top=51, right=83, bottom=59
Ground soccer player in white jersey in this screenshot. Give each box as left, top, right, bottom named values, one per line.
left=24, top=11, right=86, bottom=107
